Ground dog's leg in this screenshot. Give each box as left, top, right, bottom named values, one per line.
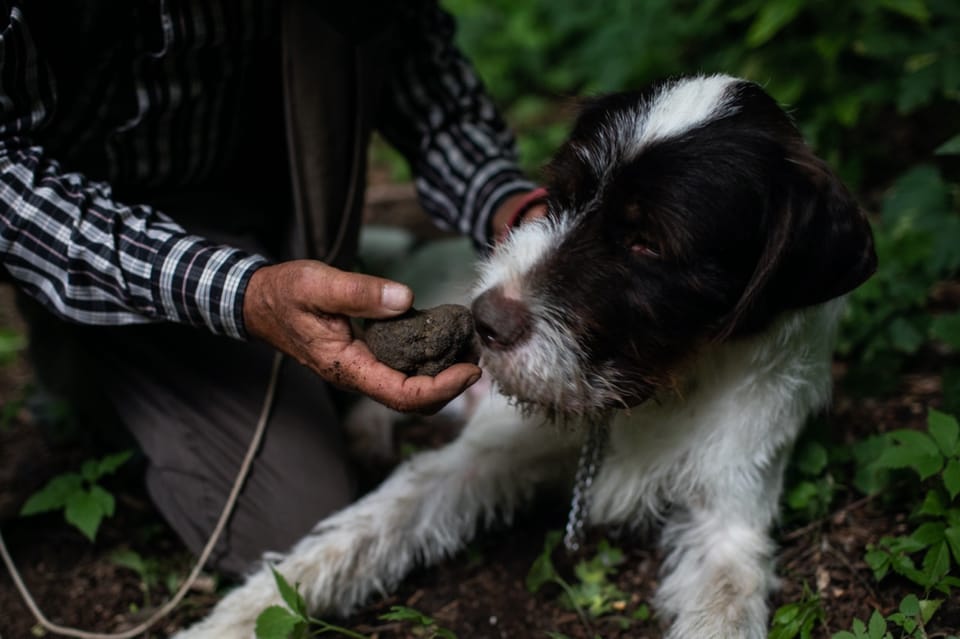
left=654, top=450, right=789, bottom=639
left=175, top=393, right=576, bottom=639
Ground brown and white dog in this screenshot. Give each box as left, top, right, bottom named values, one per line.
left=177, top=74, right=876, bottom=639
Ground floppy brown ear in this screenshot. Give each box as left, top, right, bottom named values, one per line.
left=722, top=144, right=878, bottom=337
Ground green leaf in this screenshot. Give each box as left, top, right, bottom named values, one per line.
left=96, top=450, right=134, bottom=479
left=898, top=56, right=939, bottom=113
left=255, top=605, right=304, bottom=639
left=931, top=315, right=960, bottom=351
left=936, top=134, right=960, bottom=156
left=881, top=165, right=950, bottom=231
left=80, top=459, right=100, bottom=483
left=899, top=594, right=920, bottom=616
left=379, top=606, right=434, bottom=625
left=592, top=539, right=624, bottom=570
left=526, top=531, right=562, bottom=593
left=868, top=610, right=887, bottom=639
left=888, top=317, right=925, bottom=353
left=632, top=603, right=651, bottom=621
left=921, top=540, right=951, bottom=585
left=20, top=473, right=83, bottom=516
left=918, top=598, right=943, bottom=624
left=918, top=490, right=945, bottom=516
left=270, top=567, right=307, bottom=619
left=64, top=489, right=106, bottom=541
left=928, top=409, right=960, bottom=457
left=878, top=0, right=930, bottom=22
left=874, top=430, right=943, bottom=479
left=89, top=485, right=115, bottom=518
left=945, top=527, right=960, bottom=564
left=745, top=0, right=804, bottom=47
left=794, top=441, right=829, bottom=476
left=110, top=549, right=147, bottom=578
left=944, top=459, right=960, bottom=500
left=912, top=521, right=946, bottom=545
left=865, top=548, right=891, bottom=580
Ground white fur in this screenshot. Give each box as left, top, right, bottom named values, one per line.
left=577, top=74, right=739, bottom=181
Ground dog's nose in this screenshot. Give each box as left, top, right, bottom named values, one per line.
left=471, top=288, right=532, bottom=350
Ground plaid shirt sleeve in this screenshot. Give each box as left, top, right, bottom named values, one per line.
left=376, top=1, right=536, bottom=250
left=0, top=4, right=266, bottom=339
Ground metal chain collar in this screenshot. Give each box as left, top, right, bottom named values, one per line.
left=563, top=419, right=610, bottom=553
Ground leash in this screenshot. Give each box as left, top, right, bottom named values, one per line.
left=563, top=418, right=610, bottom=553
left=0, top=350, right=283, bottom=639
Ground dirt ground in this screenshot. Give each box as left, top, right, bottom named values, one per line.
left=1, top=191, right=958, bottom=638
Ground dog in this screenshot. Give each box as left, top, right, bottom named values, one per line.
left=176, top=74, right=876, bottom=639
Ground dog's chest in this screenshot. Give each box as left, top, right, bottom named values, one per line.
left=583, top=303, right=841, bottom=526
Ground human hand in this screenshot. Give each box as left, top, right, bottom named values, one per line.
left=490, top=188, right=549, bottom=244
left=242, top=260, right=482, bottom=413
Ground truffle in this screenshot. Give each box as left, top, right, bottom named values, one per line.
left=364, top=304, right=477, bottom=376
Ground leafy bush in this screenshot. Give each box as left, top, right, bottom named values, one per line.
left=526, top=530, right=650, bottom=634
left=445, top=0, right=960, bottom=183
left=837, top=163, right=960, bottom=392
left=855, top=409, right=960, bottom=595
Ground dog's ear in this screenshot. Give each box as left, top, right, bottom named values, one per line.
left=721, top=143, right=877, bottom=338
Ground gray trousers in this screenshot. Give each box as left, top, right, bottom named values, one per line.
left=21, top=192, right=357, bottom=578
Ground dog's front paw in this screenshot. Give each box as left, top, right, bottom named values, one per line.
left=663, top=607, right=769, bottom=639
left=172, top=569, right=278, bottom=639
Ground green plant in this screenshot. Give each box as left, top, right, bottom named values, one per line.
left=527, top=530, right=649, bottom=633
left=769, top=584, right=825, bottom=639
left=783, top=434, right=841, bottom=523
left=838, top=164, right=960, bottom=392
left=832, top=595, right=947, bottom=639
left=256, top=570, right=460, bottom=639
left=111, top=547, right=184, bottom=611
left=446, top=0, right=960, bottom=181
left=255, top=568, right=369, bottom=639
left=379, top=606, right=457, bottom=639
left=855, top=408, right=960, bottom=595
left=19, top=450, right=133, bottom=541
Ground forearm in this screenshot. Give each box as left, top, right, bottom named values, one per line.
left=0, top=140, right=267, bottom=338
left=376, top=1, right=535, bottom=249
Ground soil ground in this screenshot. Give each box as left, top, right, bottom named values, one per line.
left=1, top=187, right=958, bottom=639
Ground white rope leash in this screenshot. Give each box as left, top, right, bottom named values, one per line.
left=0, top=351, right=284, bottom=639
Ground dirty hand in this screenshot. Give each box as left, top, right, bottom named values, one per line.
left=242, top=260, right=482, bottom=413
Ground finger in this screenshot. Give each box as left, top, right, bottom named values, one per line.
left=325, top=344, right=482, bottom=413
left=377, top=364, right=484, bottom=414
left=301, top=263, right=414, bottom=318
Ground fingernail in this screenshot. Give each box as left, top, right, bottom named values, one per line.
left=466, top=372, right=482, bottom=387
left=381, top=283, right=412, bottom=311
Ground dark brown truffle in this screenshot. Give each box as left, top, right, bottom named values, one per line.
left=364, top=304, right=477, bottom=376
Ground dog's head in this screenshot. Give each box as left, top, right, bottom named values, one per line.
left=472, top=74, right=876, bottom=419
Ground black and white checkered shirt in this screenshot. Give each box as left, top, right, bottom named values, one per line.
left=0, top=0, right=532, bottom=339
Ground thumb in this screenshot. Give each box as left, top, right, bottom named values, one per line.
left=318, top=268, right=414, bottom=318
